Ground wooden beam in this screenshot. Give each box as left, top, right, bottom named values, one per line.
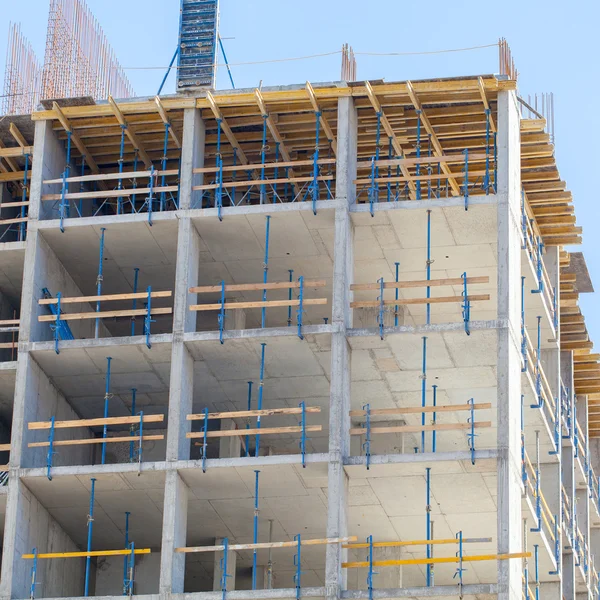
left=191, top=280, right=326, bottom=294
left=188, top=425, right=322, bottom=439
left=29, top=434, right=164, bottom=448
left=406, top=80, right=461, bottom=197
left=9, top=123, right=28, bottom=148
left=177, top=536, right=356, bottom=554
left=351, top=294, right=490, bottom=308
left=357, top=154, right=488, bottom=170
left=190, top=298, right=327, bottom=311
left=193, top=158, right=335, bottom=175
left=188, top=407, right=321, bottom=420
left=155, top=96, right=182, bottom=148
left=108, top=96, right=153, bottom=168
left=351, top=276, right=488, bottom=292
left=42, top=184, right=179, bottom=202
left=52, top=102, right=102, bottom=179
left=364, top=81, right=415, bottom=197
left=0, top=146, right=33, bottom=158
left=44, top=168, right=177, bottom=185
left=350, top=421, right=491, bottom=436
left=23, top=549, right=151, bottom=559
left=349, top=402, right=492, bottom=417
left=0, top=139, right=20, bottom=172
left=306, top=81, right=337, bottom=155
left=477, top=76, right=496, bottom=133
left=29, top=414, right=164, bottom=430
left=38, top=307, right=172, bottom=322
left=193, top=175, right=333, bottom=192
left=206, top=90, right=249, bottom=165
left=343, top=552, right=529, bottom=569
left=40, top=290, right=172, bottom=305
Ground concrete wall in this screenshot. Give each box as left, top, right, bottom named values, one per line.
left=95, top=551, right=161, bottom=595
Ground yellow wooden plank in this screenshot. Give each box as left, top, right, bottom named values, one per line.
left=349, top=403, right=491, bottom=417
left=28, top=434, right=164, bottom=448
left=23, top=548, right=151, bottom=559
left=38, top=307, right=172, bottom=322
left=39, top=290, right=172, bottom=305
left=351, top=276, right=488, bottom=291
left=351, top=294, right=490, bottom=308
left=29, top=414, right=164, bottom=430
left=191, top=280, right=326, bottom=294
left=190, top=298, right=327, bottom=311
left=177, top=536, right=356, bottom=553
left=343, top=552, right=529, bottom=569
left=350, top=421, right=492, bottom=436
left=187, top=407, right=321, bottom=420
left=187, top=425, right=322, bottom=439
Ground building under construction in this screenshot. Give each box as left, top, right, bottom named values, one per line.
left=0, top=2, right=598, bottom=600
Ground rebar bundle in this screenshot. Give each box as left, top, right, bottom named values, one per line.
left=2, top=23, right=41, bottom=115
left=40, top=0, right=134, bottom=101
left=341, top=43, right=357, bottom=82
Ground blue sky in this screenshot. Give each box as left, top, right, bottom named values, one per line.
left=2, top=0, right=599, bottom=341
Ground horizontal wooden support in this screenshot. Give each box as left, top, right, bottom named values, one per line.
left=43, top=168, right=178, bottom=185
left=187, top=407, right=321, bottom=421
left=23, top=548, right=151, bottom=560
left=29, top=414, right=165, bottom=430
left=42, top=184, right=179, bottom=202
left=188, top=425, right=322, bottom=440
left=0, top=217, right=28, bottom=226
left=344, top=537, right=492, bottom=549
left=349, top=403, right=492, bottom=417
left=0, top=146, right=33, bottom=158
left=39, top=290, right=172, bottom=305
left=342, top=552, right=529, bottom=569
left=0, top=444, right=11, bottom=452
left=0, top=319, right=19, bottom=326
left=190, top=280, right=326, bottom=294
left=0, top=171, right=28, bottom=183
left=0, top=201, right=29, bottom=209
left=0, top=464, right=8, bottom=472
left=177, top=536, right=356, bottom=554
left=193, top=158, right=336, bottom=175
left=351, top=294, right=490, bottom=308
left=350, top=421, right=492, bottom=436
left=38, top=307, right=172, bottom=322
left=0, top=342, right=17, bottom=349
left=356, top=153, right=488, bottom=170
left=351, top=276, right=489, bottom=292
left=28, top=434, right=164, bottom=448
left=190, top=298, right=327, bottom=311
left=354, top=169, right=487, bottom=186
left=193, top=175, right=333, bottom=192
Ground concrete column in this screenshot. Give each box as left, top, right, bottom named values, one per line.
left=179, top=108, right=206, bottom=210
left=159, top=470, right=189, bottom=595
left=496, top=89, right=523, bottom=600
left=28, top=119, right=66, bottom=221
left=325, top=94, right=357, bottom=600
left=212, top=537, right=237, bottom=591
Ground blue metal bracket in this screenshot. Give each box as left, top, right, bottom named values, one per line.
left=461, top=272, right=471, bottom=336
left=299, top=401, right=307, bottom=468
left=297, top=276, right=305, bottom=340
left=293, top=534, right=303, bottom=600
left=362, top=403, right=371, bottom=470
left=466, top=398, right=477, bottom=465
left=46, top=416, right=56, bottom=481
left=144, top=286, right=154, bottom=349
left=201, top=407, right=209, bottom=473
left=377, top=277, right=385, bottom=340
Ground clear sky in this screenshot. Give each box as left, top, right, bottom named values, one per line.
left=1, top=0, right=599, bottom=341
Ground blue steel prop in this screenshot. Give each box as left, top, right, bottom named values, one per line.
left=262, top=216, right=271, bottom=328
left=160, top=123, right=170, bottom=211
left=483, top=109, right=491, bottom=194
left=117, top=125, right=126, bottom=214
left=432, top=385, right=438, bottom=453
left=273, top=142, right=280, bottom=202
left=530, top=317, right=543, bottom=409
left=19, top=152, right=30, bottom=241
left=220, top=537, right=231, bottom=600
left=215, top=119, right=224, bottom=219
left=387, top=138, right=393, bottom=202
left=201, top=407, right=209, bottom=473
left=549, top=514, right=560, bottom=576
left=134, top=411, right=144, bottom=472
left=260, top=116, right=268, bottom=204
left=426, top=468, right=432, bottom=586
left=29, top=548, right=38, bottom=600
left=530, top=432, right=542, bottom=533
left=252, top=470, right=260, bottom=589
left=521, top=277, right=527, bottom=372
left=394, top=262, right=400, bottom=326
left=531, top=238, right=544, bottom=294
left=493, top=132, right=498, bottom=192
left=287, top=269, right=294, bottom=326
left=549, top=391, right=560, bottom=456
left=293, top=534, right=303, bottom=600
left=144, top=286, right=154, bottom=349
left=245, top=381, right=253, bottom=457
left=521, top=395, right=527, bottom=486
left=362, top=403, right=371, bottom=470
left=42, top=288, right=74, bottom=354
left=299, top=401, right=307, bottom=468
left=420, top=337, right=427, bottom=453
left=466, top=398, right=477, bottom=465
left=123, top=541, right=135, bottom=596
left=427, top=135, right=432, bottom=199
left=297, top=276, right=305, bottom=340
left=255, top=344, right=267, bottom=456
left=311, top=111, right=321, bottom=215
left=131, top=268, right=140, bottom=336
left=157, top=47, right=179, bottom=96
left=461, top=272, right=471, bottom=336
left=95, top=228, right=106, bottom=339
left=377, top=277, right=385, bottom=340
left=415, top=111, right=422, bottom=200
left=101, top=357, right=113, bottom=465
left=366, top=535, right=376, bottom=600
left=46, top=416, right=56, bottom=481
left=84, top=478, right=97, bottom=597
left=369, top=112, right=382, bottom=216
left=426, top=211, right=432, bottom=325
left=59, top=131, right=72, bottom=232
left=453, top=530, right=466, bottom=593
left=122, top=512, right=130, bottom=595
left=129, top=390, right=137, bottom=459
left=147, top=165, right=155, bottom=225
left=463, top=148, right=469, bottom=210
left=533, top=544, right=539, bottom=600
left=218, top=280, right=226, bottom=344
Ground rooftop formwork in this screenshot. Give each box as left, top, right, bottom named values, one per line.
left=0, top=72, right=596, bottom=600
